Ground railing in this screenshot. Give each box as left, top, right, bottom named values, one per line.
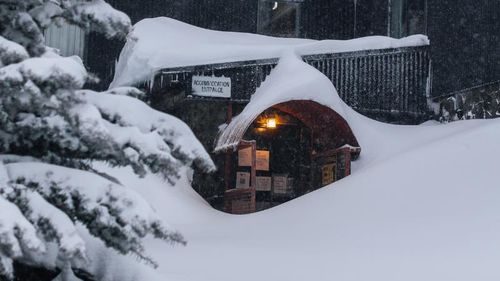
left=149, top=45, right=431, bottom=123
left=435, top=80, right=500, bottom=122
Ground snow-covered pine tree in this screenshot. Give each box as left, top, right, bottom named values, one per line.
left=0, top=1, right=215, bottom=280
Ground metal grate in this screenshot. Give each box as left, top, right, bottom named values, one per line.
left=149, top=45, right=431, bottom=123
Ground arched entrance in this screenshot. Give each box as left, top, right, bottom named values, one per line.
left=215, top=100, right=361, bottom=214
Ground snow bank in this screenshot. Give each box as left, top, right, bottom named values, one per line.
left=95, top=49, right=500, bottom=281
left=85, top=116, right=500, bottom=281
left=110, top=17, right=429, bottom=87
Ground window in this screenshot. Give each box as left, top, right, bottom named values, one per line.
left=257, top=0, right=302, bottom=38
left=390, top=0, right=427, bottom=38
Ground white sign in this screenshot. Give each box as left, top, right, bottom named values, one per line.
left=238, top=146, right=253, bottom=167
left=256, top=176, right=272, bottom=191
left=236, top=172, right=250, bottom=189
left=192, top=75, right=231, bottom=98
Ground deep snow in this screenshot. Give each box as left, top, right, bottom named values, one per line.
left=90, top=45, right=500, bottom=281
left=7, top=15, right=493, bottom=280
left=88, top=117, right=500, bottom=281
left=86, top=92, right=500, bottom=281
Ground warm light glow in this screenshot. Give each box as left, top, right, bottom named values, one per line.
left=266, top=118, right=277, bottom=128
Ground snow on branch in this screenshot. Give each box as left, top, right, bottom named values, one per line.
left=79, top=89, right=216, bottom=176
left=0, top=36, right=29, bottom=67
left=0, top=196, right=46, bottom=279
left=1, top=0, right=131, bottom=57
left=0, top=56, right=88, bottom=90
left=63, top=0, right=131, bottom=39
left=0, top=1, right=204, bottom=276
left=0, top=56, right=213, bottom=182
left=0, top=162, right=45, bottom=279
left=3, top=186, right=87, bottom=265
left=5, top=162, right=185, bottom=267
left=29, top=1, right=64, bottom=29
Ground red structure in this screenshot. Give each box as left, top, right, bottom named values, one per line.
left=216, top=100, right=361, bottom=214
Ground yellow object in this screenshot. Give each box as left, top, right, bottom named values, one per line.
left=266, top=118, right=277, bottom=128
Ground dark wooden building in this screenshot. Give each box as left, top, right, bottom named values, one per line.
left=45, top=0, right=500, bottom=211
left=75, top=0, right=500, bottom=100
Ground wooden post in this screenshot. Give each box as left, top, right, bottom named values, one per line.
left=343, top=147, right=352, bottom=177
left=250, top=141, right=257, bottom=212
left=249, top=141, right=256, bottom=187
left=224, top=102, right=233, bottom=191
left=228, top=140, right=256, bottom=214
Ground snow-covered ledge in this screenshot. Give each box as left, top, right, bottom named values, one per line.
left=110, top=17, right=429, bottom=88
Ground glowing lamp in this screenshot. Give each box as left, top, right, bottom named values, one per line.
left=266, top=118, right=277, bottom=129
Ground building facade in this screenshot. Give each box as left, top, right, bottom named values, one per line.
left=79, top=0, right=497, bottom=99
left=45, top=0, right=499, bottom=99
left=43, top=0, right=500, bottom=211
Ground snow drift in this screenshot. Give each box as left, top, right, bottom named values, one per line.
left=110, top=17, right=429, bottom=88
left=89, top=112, right=500, bottom=281
left=90, top=51, right=500, bottom=281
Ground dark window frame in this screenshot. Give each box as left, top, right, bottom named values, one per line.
left=389, top=0, right=428, bottom=38
left=257, top=0, right=303, bottom=38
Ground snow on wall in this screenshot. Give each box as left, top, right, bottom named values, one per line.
left=110, top=17, right=429, bottom=88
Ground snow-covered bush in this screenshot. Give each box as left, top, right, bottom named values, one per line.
left=0, top=1, right=215, bottom=279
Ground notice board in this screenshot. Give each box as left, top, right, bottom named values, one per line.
left=238, top=146, right=253, bottom=167
left=256, top=150, right=270, bottom=171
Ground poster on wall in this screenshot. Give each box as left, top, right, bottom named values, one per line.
left=322, top=164, right=336, bottom=186
left=256, top=150, right=270, bottom=171
left=273, top=175, right=289, bottom=194
left=236, top=172, right=250, bottom=189
left=191, top=75, right=231, bottom=98
left=256, top=176, right=272, bottom=191
left=238, top=146, right=253, bottom=167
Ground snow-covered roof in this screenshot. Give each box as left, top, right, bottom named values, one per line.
left=214, top=51, right=356, bottom=152
left=110, top=17, right=429, bottom=88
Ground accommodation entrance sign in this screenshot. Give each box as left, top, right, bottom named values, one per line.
left=192, top=75, right=231, bottom=98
